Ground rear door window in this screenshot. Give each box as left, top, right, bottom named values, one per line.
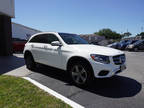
left=29, top=35, right=44, bottom=43
left=29, top=34, right=59, bottom=44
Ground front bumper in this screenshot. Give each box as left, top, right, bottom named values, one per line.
left=89, top=57, right=126, bottom=78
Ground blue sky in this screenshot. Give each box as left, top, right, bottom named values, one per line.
left=12, top=0, right=144, bottom=36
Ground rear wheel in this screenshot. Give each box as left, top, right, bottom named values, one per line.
left=69, top=61, right=94, bottom=86
left=25, top=54, right=36, bottom=70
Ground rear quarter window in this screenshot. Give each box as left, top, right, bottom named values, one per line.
left=29, top=35, right=41, bottom=43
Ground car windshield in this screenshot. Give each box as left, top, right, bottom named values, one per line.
left=125, top=40, right=133, bottom=44
left=120, top=40, right=128, bottom=43
left=131, top=40, right=138, bottom=44
left=59, top=33, right=88, bottom=45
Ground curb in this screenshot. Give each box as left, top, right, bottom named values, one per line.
left=23, top=77, right=84, bottom=108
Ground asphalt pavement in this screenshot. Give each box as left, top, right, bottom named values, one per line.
left=0, top=54, right=32, bottom=76
left=1, top=52, right=144, bottom=108
left=27, top=52, right=144, bottom=108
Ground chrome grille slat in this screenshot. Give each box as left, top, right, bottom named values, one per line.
left=113, top=54, right=125, bottom=65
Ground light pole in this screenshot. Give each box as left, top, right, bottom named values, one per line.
left=141, top=26, right=143, bottom=32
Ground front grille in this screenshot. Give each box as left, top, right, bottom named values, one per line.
left=113, top=54, right=126, bottom=65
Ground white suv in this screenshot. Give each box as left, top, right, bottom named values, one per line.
left=24, top=32, right=126, bottom=86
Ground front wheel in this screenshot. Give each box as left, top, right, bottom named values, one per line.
left=69, top=62, right=94, bottom=86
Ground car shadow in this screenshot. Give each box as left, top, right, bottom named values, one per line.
left=0, top=55, right=25, bottom=74
left=34, top=64, right=142, bottom=98
left=82, top=76, right=141, bottom=98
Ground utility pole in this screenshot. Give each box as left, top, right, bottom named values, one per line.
left=141, top=26, right=143, bottom=32
left=127, top=29, right=128, bottom=33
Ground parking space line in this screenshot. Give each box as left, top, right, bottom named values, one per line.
left=23, top=77, right=84, bottom=108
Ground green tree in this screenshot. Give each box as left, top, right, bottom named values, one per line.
left=139, top=32, right=144, bottom=36
left=137, top=32, right=144, bottom=39
left=94, top=28, right=122, bottom=39
left=122, top=32, right=132, bottom=38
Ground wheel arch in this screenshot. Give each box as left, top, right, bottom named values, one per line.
left=66, top=56, right=94, bottom=75
left=24, top=50, right=33, bottom=59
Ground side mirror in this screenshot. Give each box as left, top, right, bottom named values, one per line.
left=51, top=41, right=62, bottom=46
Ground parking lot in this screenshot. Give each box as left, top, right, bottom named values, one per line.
left=1, top=52, right=144, bottom=108
left=25, top=51, right=144, bottom=108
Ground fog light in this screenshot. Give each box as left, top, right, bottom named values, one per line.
left=98, top=70, right=109, bottom=76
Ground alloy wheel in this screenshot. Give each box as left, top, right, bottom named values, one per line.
left=71, top=65, right=88, bottom=85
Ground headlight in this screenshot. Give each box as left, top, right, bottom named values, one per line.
left=90, top=54, right=110, bottom=64
left=128, top=45, right=134, bottom=48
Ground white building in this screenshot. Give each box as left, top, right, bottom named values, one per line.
left=0, top=0, right=15, bottom=55
left=0, top=0, right=40, bottom=55
left=0, top=0, right=15, bottom=17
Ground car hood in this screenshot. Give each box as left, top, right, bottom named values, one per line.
left=69, top=44, right=124, bottom=56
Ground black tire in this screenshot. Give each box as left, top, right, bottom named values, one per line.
left=134, top=47, right=138, bottom=52
left=25, top=54, right=36, bottom=71
left=69, top=61, right=94, bottom=86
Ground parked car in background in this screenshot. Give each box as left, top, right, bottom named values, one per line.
left=118, top=40, right=138, bottom=50
left=125, top=40, right=138, bottom=50
left=107, top=42, right=119, bottom=49
left=126, top=40, right=144, bottom=51
left=90, top=41, right=99, bottom=45
left=117, top=40, right=129, bottom=50
left=127, top=40, right=138, bottom=45
left=12, top=38, right=27, bottom=52
left=24, top=32, right=126, bottom=86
